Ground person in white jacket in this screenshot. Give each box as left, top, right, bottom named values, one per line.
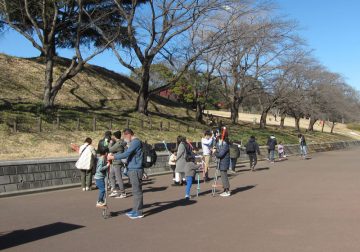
left=201, top=130, right=214, bottom=181
left=75, top=138, right=97, bottom=191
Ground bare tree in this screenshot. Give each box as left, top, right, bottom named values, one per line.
left=87, top=0, right=228, bottom=115
left=0, top=0, right=115, bottom=109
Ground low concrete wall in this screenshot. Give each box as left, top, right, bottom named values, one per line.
left=1, top=140, right=360, bottom=197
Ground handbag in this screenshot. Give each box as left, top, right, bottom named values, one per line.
left=75, top=145, right=91, bottom=170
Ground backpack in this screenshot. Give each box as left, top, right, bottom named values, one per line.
left=229, top=144, right=240, bottom=159
left=246, top=141, right=256, bottom=153
left=142, top=142, right=157, bottom=168
left=183, top=142, right=195, bottom=162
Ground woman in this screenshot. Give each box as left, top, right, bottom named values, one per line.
left=75, top=137, right=97, bottom=191
left=213, top=128, right=231, bottom=197
left=174, top=135, right=187, bottom=186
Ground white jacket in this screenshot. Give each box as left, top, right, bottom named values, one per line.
left=75, top=143, right=96, bottom=170
left=201, top=137, right=214, bottom=156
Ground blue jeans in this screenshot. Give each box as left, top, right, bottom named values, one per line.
left=269, top=150, right=275, bottom=161
left=185, top=176, right=193, bottom=197
left=96, top=179, right=105, bottom=203
left=300, top=145, right=307, bottom=156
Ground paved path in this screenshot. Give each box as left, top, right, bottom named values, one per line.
left=1, top=148, right=360, bottom=252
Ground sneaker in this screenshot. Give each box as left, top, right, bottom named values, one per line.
left=125, top=210, right=135, bottom=217
left=129, top=212, right=144, bottom=219
left=229, top=169, right=236, bottom=174
left=109, top=192, right=119, bottom=197
left=86, top=187, right=91, bottom=191
left=82, top=188, right=86, bottom=191
left=220, top=191, right=231, bottom=197
left=185, top=195, right=191, bottom=200
left=115, top=193, right=127, bottom=199
left=96, top=201, right=106, bottom=207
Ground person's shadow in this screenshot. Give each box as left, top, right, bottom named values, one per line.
left=109, top=198, right=196, bottom=218
left=230, top=185, right=256, bottom=195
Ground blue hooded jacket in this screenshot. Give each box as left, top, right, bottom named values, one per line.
left=114, top=138, right=143, bottom=170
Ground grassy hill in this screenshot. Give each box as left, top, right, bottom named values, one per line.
left=0, top=53, right=356, bottom=160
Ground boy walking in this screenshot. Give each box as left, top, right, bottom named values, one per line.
left=245, top=136, right=261, bottom=172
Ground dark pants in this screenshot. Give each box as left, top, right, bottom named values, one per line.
left=170, top=165, right=176, bottom=178
left=128, top=169, right=144, bottom=214
left=230, top=158, right=237, bottom=170
left=248, top=153, right=257, bottom=168
left=80, top=169, right=92, bottom=188
left=95, top=179, right=105, bottom=203
left=220, top=170, right=230, bottom=190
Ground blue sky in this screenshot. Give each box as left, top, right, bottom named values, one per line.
left=276, top=0, right=360, bottom=90
left=0, top=0, right=359, bottom=90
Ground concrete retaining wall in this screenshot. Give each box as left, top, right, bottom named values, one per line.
left=1, top=140, right=360, bottom=197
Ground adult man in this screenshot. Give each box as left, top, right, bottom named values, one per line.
left=201, top=130, right=214, bottom=181
left=108, top=131, right=127, bottom=198
left=108, top=129, right=144, bottom=219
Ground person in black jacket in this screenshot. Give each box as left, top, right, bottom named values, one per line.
left=97, top=131, right=112, bottom=154
left=245, top=136, right=261, bottom=171
left=267, top=135, right=277, bottom=163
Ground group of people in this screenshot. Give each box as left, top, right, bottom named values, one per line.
left=74, top=126, right=309, bottom=220
left=75, top=129, right=145, bottom=219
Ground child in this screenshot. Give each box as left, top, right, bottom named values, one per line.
left=278, top=142, right=285, bottom=160
left=168, top=149, right=177, bottom=183
left=184, top=156, right=201, bottom=200
left=94, top=149, right=110, bottom=207
left=245, top=136, right=261, bottom=172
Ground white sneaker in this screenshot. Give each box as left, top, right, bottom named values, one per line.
left=109, top=192, right=118, bottom=197
left=86, top=187, right=91, bottom=191
left=115, top=193, right=127, bottom=199
left=220, top=191, right=231, bottom=197
left=82, top=188, right=86, bottom=191
left=96, top=201, right=106, bottom=207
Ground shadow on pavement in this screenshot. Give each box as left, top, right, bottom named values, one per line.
left=0, top=222, right=84, bottom=250
left=144, top=198, right=197, bottom=217
left=143, top=186, right=168, bottom=193
left=231, top=185, right=256, bottom=195
left=254, top=167, right=270, bottom=172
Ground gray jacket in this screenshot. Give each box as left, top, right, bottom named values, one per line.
left=185, top=162, right=200, bottom=177
left=175, top=142, right=187, bottom=173
left=109, top=140, right=126, bottom=165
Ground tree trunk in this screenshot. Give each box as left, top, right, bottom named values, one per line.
left=259, top=111, right=268, bottom=129
left=294, top=117, right=301, bottom=132
left=136, top=65, right=151, bottom=115
left=43, top=48, right=55, bottom=109
left=230, top=101, right=240, bottom=124
left=308, top=117, right=317, bottom=132
left=195, top=102, right=204, bottom=123
left=280, top=113, right=286, bottom=129
left=330, top=121, right=336, bottom=134
left=321, top=121, right=325, bottom=133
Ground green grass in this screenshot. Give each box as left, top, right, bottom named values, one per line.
left=0, top=53, right=356, bottom=160
left=347, top=123, right=360, bottom=132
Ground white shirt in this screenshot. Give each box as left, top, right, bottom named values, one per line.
left=201, top=137, right=214, bottom=156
